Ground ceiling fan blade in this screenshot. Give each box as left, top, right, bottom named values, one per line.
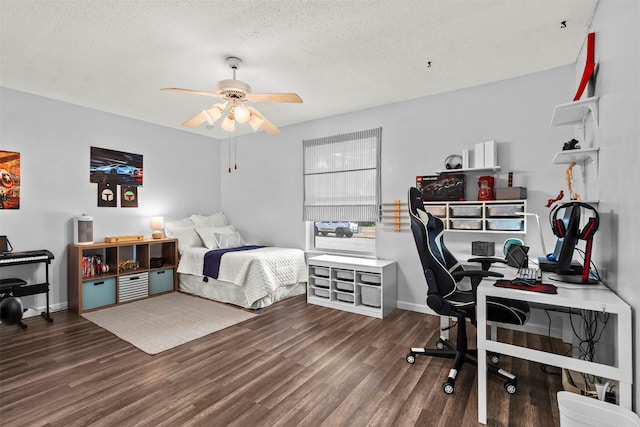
left=182, top=111, right=208, bottom=128
left=161, top=88, right=222, bottom=98
left=247, top=107, right=280, bottom=135
left=246, top=93, right=303, bottom=103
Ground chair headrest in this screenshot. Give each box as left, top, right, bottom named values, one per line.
left=409, top=187, right=436, bottom=229
left=408, top=187, right=424, bottom=216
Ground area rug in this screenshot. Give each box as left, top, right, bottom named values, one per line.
left=82, top=292, right=256, bottom=355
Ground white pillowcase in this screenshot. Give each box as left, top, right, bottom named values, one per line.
left=195, top=225, right=237, bottom=250
left=172, top=227, right=205, bottom=254
left=164, top=216, right=195, bottom=238
left=214, top=231, right=246, bottom=249
left=190, top=212, right=227, bottom=228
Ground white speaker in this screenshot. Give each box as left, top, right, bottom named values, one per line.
left=74, top=215, right=94, bottom=245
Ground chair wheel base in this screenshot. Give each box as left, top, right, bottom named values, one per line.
left=443, top=379, right=455, bottom=394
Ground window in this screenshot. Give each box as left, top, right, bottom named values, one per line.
left=303, top=127, right=381, bottom=254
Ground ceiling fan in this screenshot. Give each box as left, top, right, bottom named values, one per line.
left=161, top=57, right=302, bottom=135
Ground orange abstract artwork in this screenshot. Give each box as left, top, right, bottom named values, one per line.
left=0, top=150, right=20, bottom=209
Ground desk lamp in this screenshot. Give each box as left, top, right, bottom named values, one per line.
left=150, top=216, right=164, bottom=239
left=517, top=212, right=547, bottom=256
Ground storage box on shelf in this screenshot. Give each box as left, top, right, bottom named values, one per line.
left=423, top=200, right=527, bottom=233
left=307, top=255, right=397, bottom=319
left=68, top=238, right=178, bottom=313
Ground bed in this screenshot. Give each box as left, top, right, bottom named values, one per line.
left=166, top=213, right=307, bottom=309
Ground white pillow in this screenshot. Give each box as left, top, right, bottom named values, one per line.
left=215, top=231, right=246, bottom=249
left=190, top=212, right=227, bottom=228
left=164, top=217, right=195, bottom=238
left=172, top=227, right=205, bottom=254
left=195, top=225, right=237, bottom=250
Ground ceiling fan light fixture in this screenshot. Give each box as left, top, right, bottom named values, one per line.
left=221, top=115, right=235, bottom=132
left=248, top=114, right=264, bottom=131
left=234, top=105, right=251, bottom=124
left=203, top=106, right=223, bottom=125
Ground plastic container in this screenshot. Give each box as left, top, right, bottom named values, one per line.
left=358, top=272, right=381, bottom=285
left=335, top=280, right=354, bottom=292
left=310, top=266, right=330, bottom=278
left=450, top=219, right=483, bottom=230
left=486, top=219, right=523, bottom=231
left=335, top=292, right=354, bottom=303
left=360, top=286, right=381, bottom=307
left=450, top=205, right=482, bottom=217
left=486, top=204, right=524, bottom=216
left=424, top=205, right=446, bottom=217
left=334, top=269, right=354, bottom=281
left=557, top=391, right=640, bottom=427
left=312, top=277, right=330, bottom=288
left=312, top=288, right=330, bottom=298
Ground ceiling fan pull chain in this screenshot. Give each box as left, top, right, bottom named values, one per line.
left=228, top=133, right=232, bottom=173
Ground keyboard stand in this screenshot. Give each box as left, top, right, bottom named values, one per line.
left=0, top=250, right=55, bottom=327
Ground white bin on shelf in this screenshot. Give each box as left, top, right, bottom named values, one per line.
left=557, top=391, right=640, bottom=427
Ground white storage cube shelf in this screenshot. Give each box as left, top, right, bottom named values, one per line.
left=307, top=255, right=397, bottom=318
left=423, top=200, right=527, bottom=234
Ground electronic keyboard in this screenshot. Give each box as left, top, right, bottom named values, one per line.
left=0, top=249, right=54, bottom=265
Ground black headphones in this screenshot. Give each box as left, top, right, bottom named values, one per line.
left=549, top=201, right=599, bottom=241
left=445, top=154, right=462, bottom=170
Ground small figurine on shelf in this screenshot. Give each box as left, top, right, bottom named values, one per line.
left=546, top=190, right=564, bottom=208
left=566, top=162, right=581, bottom=200
left=477, top=176, right=495, bottom=201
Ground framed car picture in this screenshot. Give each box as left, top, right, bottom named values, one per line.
left=90, top=146, right=143, bottom=187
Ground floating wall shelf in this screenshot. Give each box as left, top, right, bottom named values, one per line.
left=550, top=96, right=599, bottom=128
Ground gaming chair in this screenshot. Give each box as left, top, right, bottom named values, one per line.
left=405, top=187, right=529, bottom=394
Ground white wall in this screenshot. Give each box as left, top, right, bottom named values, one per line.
left=581, top=0, right=640, bottom=408
left=0, top=87, right=222, bottom=312
left=222, top=65, right=577, bottom=311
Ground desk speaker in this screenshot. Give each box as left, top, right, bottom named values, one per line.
left=73, top=215, right=94, bottom=245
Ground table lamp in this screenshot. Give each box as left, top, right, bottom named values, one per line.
left=150, top=216, right=164, bottom=239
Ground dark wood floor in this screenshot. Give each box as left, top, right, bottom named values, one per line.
left=1, top=295, right=564, bottom=426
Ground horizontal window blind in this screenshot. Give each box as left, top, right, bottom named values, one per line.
left=303, top=127, right=381, bottom=222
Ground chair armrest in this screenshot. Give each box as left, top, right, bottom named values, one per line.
left=468, top=257, right=509, bottom=271
left=452, top=269, right=504, bottom=281
left=452, top=269, right=504, bottom=296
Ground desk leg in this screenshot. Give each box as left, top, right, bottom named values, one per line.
left=477, top=291, right=488, bottom=424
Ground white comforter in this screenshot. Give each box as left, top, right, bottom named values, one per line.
left=178, top=246, right=308, bottom=304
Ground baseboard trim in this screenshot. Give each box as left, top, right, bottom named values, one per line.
left=21, top=302, right=68, bottom=319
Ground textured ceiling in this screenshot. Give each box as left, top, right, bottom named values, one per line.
left=0, top=0, right=598, bottom=139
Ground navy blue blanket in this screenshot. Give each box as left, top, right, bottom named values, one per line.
left=203, top=246, right=265, bottom=279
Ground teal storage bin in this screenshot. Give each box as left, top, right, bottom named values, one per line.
left=82, top=277, right=116, bottom=310
left=149, top=268, right=174, bottom=295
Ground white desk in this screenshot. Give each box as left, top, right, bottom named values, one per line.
left=476, top=277, right=632, bottom=425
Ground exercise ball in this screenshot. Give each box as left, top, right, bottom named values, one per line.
left=0, top=297, right=24, bottom=326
